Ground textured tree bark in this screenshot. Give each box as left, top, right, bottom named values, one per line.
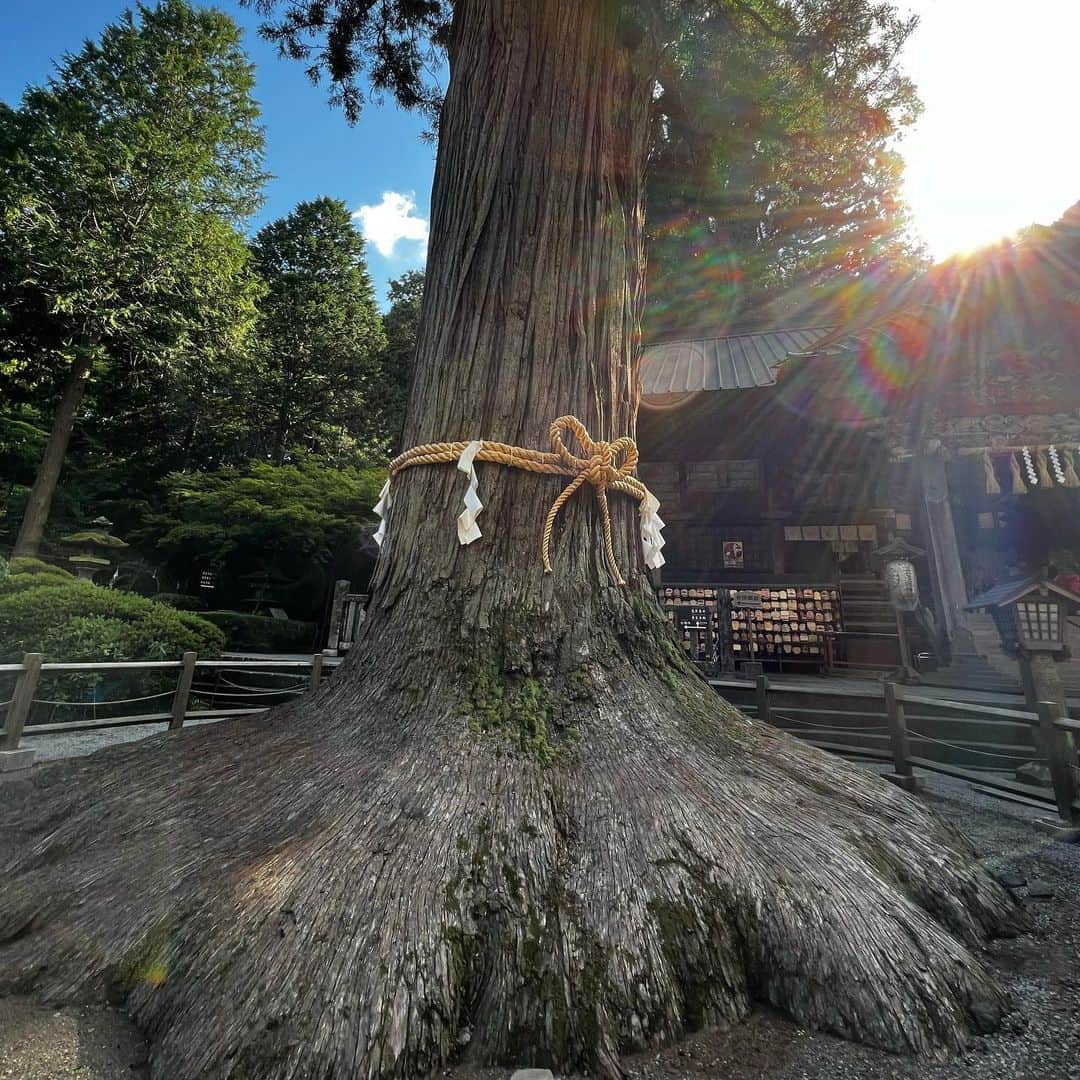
left=0, top=2, right=1022, bottom=1078
left=12, top=352, right=94, bottom=557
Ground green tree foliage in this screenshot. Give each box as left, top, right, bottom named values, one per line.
left=0, top=0, right=266, bottom=554
left=249, top=197, right=387, bottom=464
left=0, top=555, right=224, bottom=663
left=254, top=0, right=923, bottom=337
left=375, top=270, right=424, bottom=451
left=645, top=0, right=927, bottom=336
left=252, top=0, right=451, bottom=123
left=137, top=456, right=385, bottom=620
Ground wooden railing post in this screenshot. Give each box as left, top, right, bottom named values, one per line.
left=309, top=653, right=324, bottom=693
left=755, top=674, right=771, bottom=726
left=170, top=652, right=197, bottom=731
left=2, top=652, right=43, bottom=752
left=884, top=682, right=918, bottom=791
left=325, top=579, right=349, bottom=653
left=1037, top=700, right=1079, bottom=824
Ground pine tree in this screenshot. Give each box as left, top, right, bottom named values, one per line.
left=251, top=197, right=387, bottom=464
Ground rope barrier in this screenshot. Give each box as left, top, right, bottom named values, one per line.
left=381, top=415, right=665, bottom=586
left=904, top=728, right=1043, bottom=763
left=771, top=711, right=888, bottom=734
left=31, top=689, right=176, bottom=707
left=191, top=685, right=306, bottom=700
left=773, top=709, right=1042, bottom=763
left=217, top=674, right=308, bottom=691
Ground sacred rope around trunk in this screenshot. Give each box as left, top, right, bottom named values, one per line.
left=376, top=415, right=666, bottom=586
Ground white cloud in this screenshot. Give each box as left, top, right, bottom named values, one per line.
left=353, top=191, right=429, bottom=260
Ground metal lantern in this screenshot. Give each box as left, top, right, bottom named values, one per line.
left=872, top=537, right=925, bottom=612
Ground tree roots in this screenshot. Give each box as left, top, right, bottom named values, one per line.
left=0, top=667, right=1023, bottom=1078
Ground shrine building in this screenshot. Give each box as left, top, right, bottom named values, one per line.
left=638, top=206, right=1080, bottom=682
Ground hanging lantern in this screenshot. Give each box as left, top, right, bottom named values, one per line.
left=871, top=537, right=925, bottom=612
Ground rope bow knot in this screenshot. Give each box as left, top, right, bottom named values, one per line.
left=542, top=416, right=642, bottom=585
left=381, top=414, right=662, bottom=586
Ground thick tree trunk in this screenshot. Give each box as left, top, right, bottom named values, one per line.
left=12, top=352, right=94, bottom=557
left=0, top=3, right=1022, bottom=1079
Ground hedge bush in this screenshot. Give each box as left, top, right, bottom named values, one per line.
left=8, top=556, right=74, bottom=578
left=0, top=557, right=225, bottom=663
left=201, top=611, right=318, bottom=654
left=4, top=557, right=77, bottom=591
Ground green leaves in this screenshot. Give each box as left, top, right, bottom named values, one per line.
left=136, top=457, right=386, bottom=618
left=0, top=0, right=265, bottom=412
left=250, top=197, right=388, bottom=464
left=647, top=0, right=927, bottom=334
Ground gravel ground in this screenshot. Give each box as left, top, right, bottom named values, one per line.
left=2, top=770, right=1077, bottom=1079
left=19, top=716, right=220, bottom=763
left=0, top=999, right=146, bottom=1079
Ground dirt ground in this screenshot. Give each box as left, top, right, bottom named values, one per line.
left=1, top=771, right=1077, bottom=1080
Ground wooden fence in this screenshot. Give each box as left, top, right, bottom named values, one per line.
left=3, top=653, right=1077, bottom=825
left=728, top=674, right=1080, bottom=825
left=0, top=653, right=339, bottom=748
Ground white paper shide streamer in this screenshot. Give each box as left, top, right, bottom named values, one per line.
left=456, top=440, right=485, bottom=545
left=372, top=479, right=391, bottom=547
left=639, top=492, right=667, bottom=570
left=1021, top=446, right=1038, bottom=486
left=1049, top=445, right=1066, bottom=485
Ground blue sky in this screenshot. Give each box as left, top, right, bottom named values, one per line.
left=1, top=0, right=438, bottom=306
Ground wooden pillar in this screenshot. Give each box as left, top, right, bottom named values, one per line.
left=755, top=674, right=771, bottom=725
left=919, top=450, right=977, bottom=655
left=764, top=463, right=787, bottom=577
left=770, top=524, right=787, bottom=576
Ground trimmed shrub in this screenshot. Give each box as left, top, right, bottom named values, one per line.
left=7, top=556, right=75, bottom=581
left=201, top=611, right=318, bottom=654
left=0, top=573, right=225, bottom=664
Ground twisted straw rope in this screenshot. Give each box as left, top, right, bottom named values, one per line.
left=388, top=415, right=653, bottom=586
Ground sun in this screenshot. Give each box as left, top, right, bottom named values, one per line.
left=898, top=0, right=1079, bottom=261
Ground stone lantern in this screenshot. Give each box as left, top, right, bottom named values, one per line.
left=59, top=516, right=129, bottom=582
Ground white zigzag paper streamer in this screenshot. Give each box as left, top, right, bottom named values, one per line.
left=1049, top=445, right=1066, bottom=485
left=456, top=440, right=484, bottom=545
left=639, top=491, right=667, bottom=570
left=1021, top=446, right=1038, bottom=486
left=372, top=479, right=391, bottom=547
